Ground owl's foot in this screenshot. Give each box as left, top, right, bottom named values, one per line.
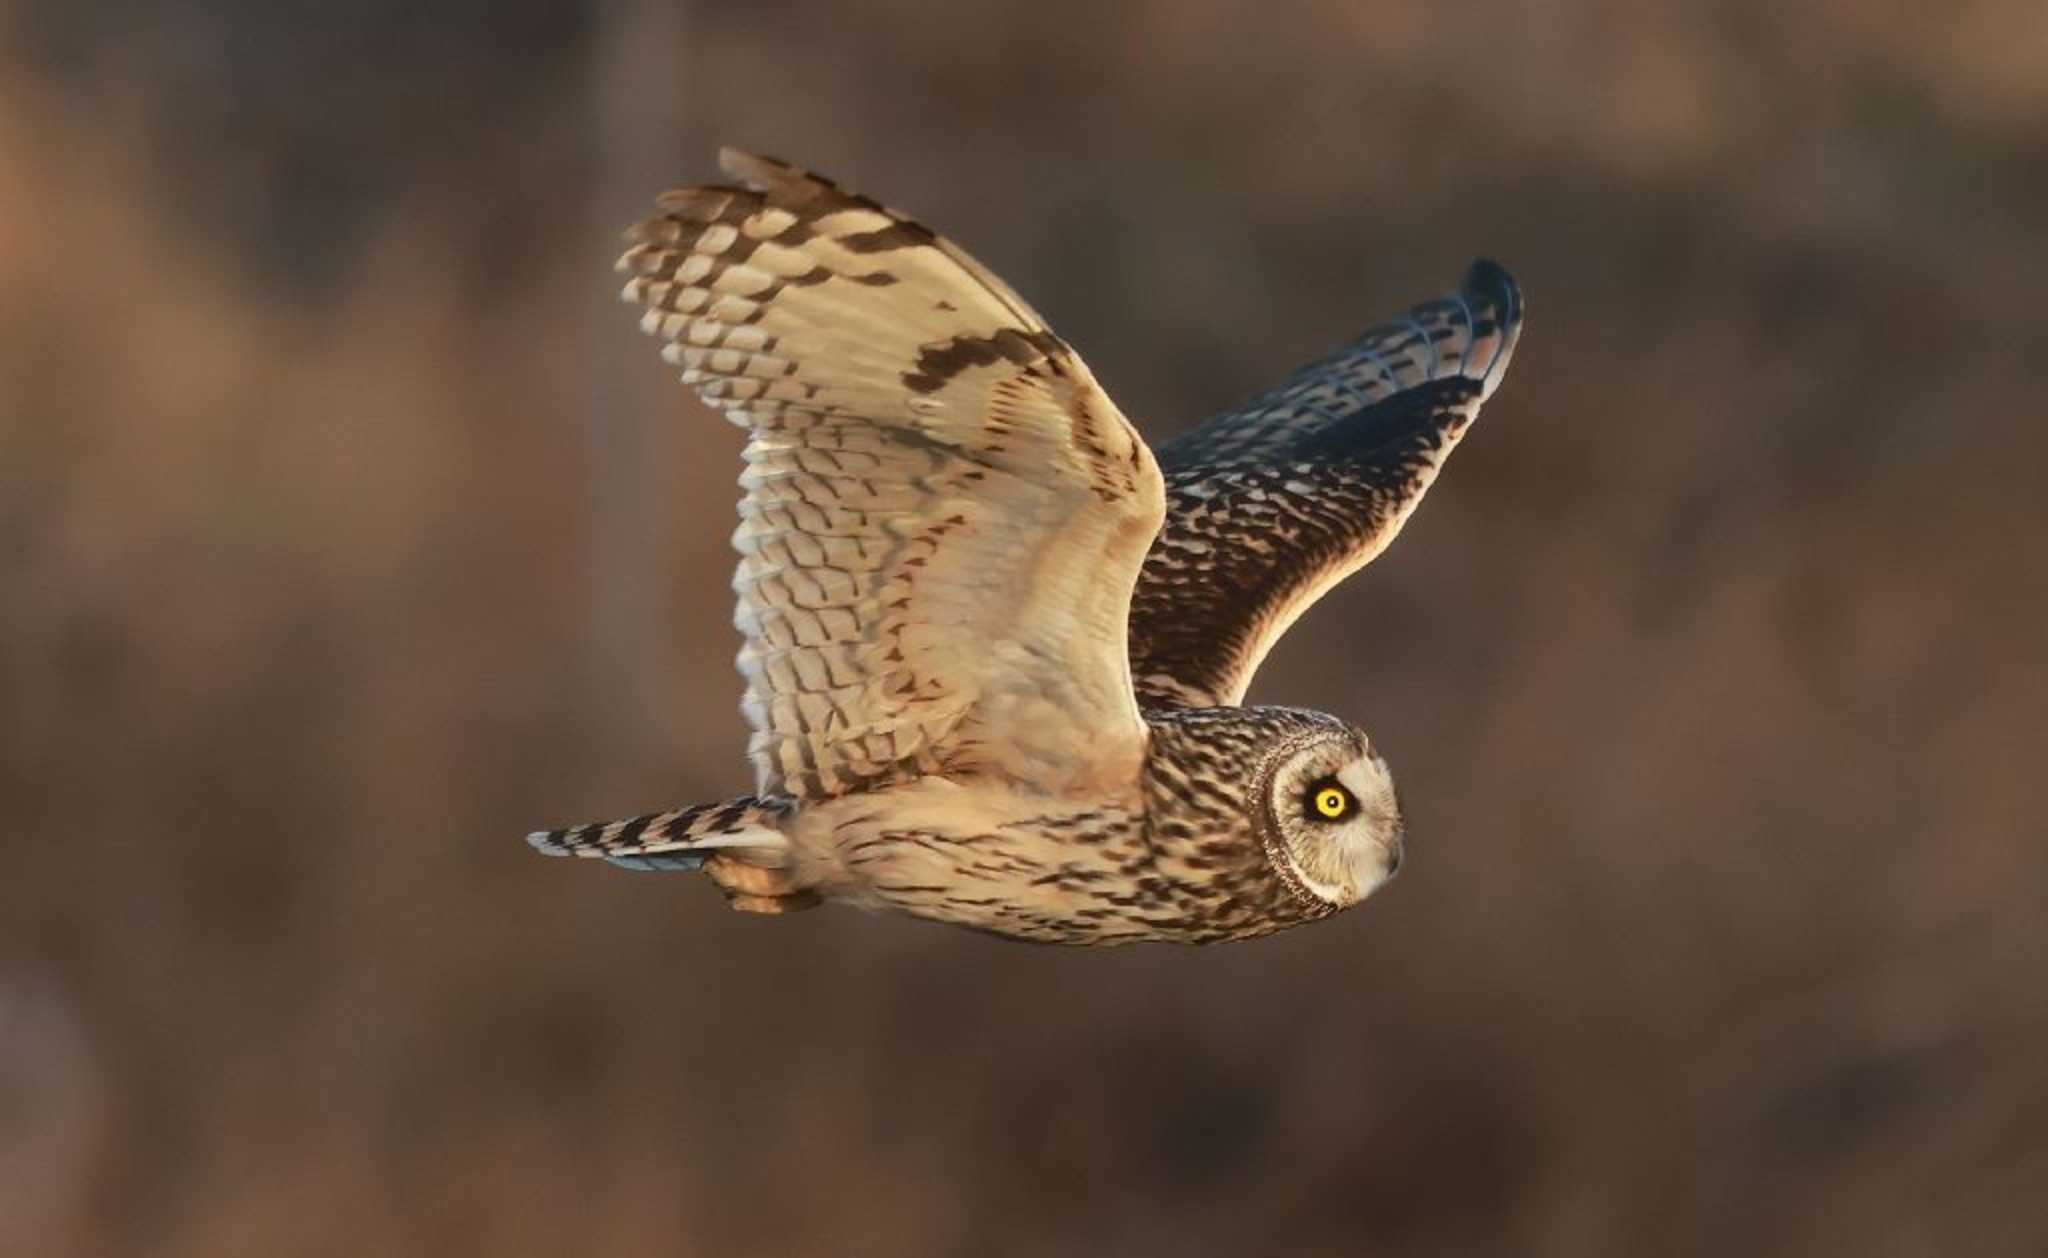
left=723, top=891, right=824, bottom=914
left=707, top=854, right=821, bottom=914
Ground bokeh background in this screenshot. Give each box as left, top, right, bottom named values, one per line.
left=4, top=3, right=2045, bottom=1254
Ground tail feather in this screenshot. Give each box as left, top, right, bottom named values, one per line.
left=527, top=795, right=795, bottom=873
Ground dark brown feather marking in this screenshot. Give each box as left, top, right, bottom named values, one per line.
left=901, top=327, right=1066, bottom=395
left=840, top=220, right=940, bottom=253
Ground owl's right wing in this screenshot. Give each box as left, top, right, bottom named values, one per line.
left=1128, top=261, right=1522, bottom=708
left=621, top=150, right=1164, bottom=800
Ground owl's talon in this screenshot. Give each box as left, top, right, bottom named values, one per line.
left=706, top=853, right=800, bottom=898
left=726, top=891, right=822, bottom=915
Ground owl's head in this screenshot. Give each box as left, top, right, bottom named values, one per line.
left=1256, top=726, right=1405, bottom=910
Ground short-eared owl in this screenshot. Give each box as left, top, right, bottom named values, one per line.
left=530, top=149, right=1521, bottom=945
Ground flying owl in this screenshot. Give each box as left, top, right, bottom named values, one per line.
left=529, top=149, right=1521, bottom=945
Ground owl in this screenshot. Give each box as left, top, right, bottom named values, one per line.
left=529, top=149, right=1521, bottom=945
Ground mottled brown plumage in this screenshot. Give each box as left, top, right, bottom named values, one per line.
left=1133, top=262, right=1520, bottom=708
left=529, top=149, right=1521, bottom=945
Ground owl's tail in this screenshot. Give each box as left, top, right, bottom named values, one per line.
left=527, top=794, right=795, bottom=874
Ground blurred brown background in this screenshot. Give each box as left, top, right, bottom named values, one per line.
left=3, top=2, right=2044, bottom=1255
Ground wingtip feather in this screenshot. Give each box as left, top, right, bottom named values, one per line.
left=1457, top=258, right=1523, bottom=392
left=1460, top=258, right=1522, bottom=334
left=718, top=147, right=800, bottom=190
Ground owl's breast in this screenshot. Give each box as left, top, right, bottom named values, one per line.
left=788, top=774, right=1286, bottom=944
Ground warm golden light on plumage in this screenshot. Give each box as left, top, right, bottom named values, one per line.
left=528, top=149, right=1520, bottom=945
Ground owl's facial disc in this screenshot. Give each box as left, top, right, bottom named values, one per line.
left=1261, top=734, right=1404, bottom=909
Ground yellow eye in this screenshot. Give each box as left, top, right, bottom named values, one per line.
left=1312, top=785, right=1351, bottom=820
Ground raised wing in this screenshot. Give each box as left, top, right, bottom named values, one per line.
left=620, top=150, right=1164, bottom=799
left=1129, top=260, right=1522, bottom=708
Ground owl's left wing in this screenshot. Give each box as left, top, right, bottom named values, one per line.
left=622, top=150, right=1164, bottom=799
left=1129, top=261, right=1522, bottom=708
